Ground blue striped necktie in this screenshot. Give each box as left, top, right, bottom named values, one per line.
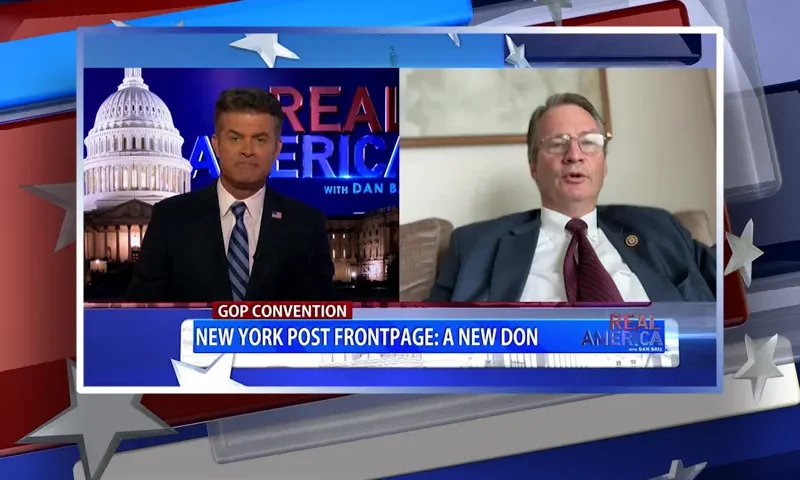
left=227, top=201, right=250, bottom=301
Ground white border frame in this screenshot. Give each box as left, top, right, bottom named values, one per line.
left=76, top=26, right=725, bottom=394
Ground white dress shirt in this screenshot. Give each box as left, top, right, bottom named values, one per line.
left=218, top=182, right=265, bottom=272
left=519, top=208, right=650, bottom=302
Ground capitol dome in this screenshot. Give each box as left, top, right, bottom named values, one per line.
left=83, top=68, right=193, bottom=211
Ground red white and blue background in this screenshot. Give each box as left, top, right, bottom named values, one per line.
left=2, top=0, right=800, bottom=479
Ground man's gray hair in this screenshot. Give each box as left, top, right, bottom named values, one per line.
left=526, top=93, right=608, bottom=162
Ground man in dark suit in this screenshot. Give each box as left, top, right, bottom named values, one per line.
left=127, top=88, right=334, bottom=302
left=428, top=93, right=716, bottom=303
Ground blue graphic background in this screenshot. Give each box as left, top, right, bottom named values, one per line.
left=80, top=29, right=503, bottom=70
left=504, top=33, right=716, bottom=66
left=190, top=319, right=669, bottom=354
left=3, top=0, right=800, bottom=477
left=728, top=78, right=800, bottom=278
left=0, top=0, right=473, bottom=111
left=83, top=68, right=399, bottom=215
left=10, top=404, right=800, bottom=480
left=83, top=307, right=713, bottom=392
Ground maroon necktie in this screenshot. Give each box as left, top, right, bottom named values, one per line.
left=563, top=218, right=624, bottom=303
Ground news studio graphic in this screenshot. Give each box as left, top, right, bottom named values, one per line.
left=82, top=300, right=713, bottom=392
left=732, top=334, right=784, bottom=404
left=228, top=33, right=300, bottom=68
left=111, top=19, right=185, bottom=27
left=12, top=25, right=789, bottom=480
left=722, top=217, right=762, bottom=327
left=524, top=1, right=692, bottom=28
left=724, top=78, right=800, bottom=357
left=724, top=219, right=763, bottom=288
left=531, top=0, right=571, bottom=26
left=447, top=33, right=460, bottom=46
left=723, top=204, right=752, bottom=326
left=17, top=361, right=176, bottom=480
left=472, top=0, right=572, bottom=26
left=194, top=305, right=678, bottom=369
left=726, top=79, right=800, bottom=282
left=649, top=460, right=707, bottom=480
left=503, top=32, right=705, bottom=67
left=19, top=183, right=76, bottom=252
left=82, top=67, right=399, bottom=301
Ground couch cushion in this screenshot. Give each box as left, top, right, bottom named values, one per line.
left=399, top=219, right=453, bottom=302
left=673, top=210, right=714, bottom=246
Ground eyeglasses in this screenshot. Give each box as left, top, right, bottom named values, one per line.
left=538, top=132, right=611, bottom=155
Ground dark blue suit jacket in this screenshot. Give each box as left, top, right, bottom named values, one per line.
left=428, top=206, right=716, bottom=302
left=126, top=182, right=334, bottom=302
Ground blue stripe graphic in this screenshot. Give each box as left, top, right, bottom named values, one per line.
left=0, top=0, right=472, bottom=111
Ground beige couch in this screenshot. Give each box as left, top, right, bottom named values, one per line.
left=399, top=211, right=714, bottom=302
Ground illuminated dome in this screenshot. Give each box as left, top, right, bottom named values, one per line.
left=83, top=68, right=193, bottom=211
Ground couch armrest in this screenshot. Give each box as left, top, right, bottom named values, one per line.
left=673, top=210, right=714, bottom=247
left=399, top=218, right=454, bottom=302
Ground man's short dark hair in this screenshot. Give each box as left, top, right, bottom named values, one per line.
left=214, top=88, right=284, bottom=137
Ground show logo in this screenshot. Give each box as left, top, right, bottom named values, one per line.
left=580, top=314, right=665, bottom=353
left=188, top=85, right=399, bottom=197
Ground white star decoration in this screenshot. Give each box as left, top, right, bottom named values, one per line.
left=504, top=35, right=531, bottom=68
left=648, top=459, right=707, bottom=480
left=17, top=361, right=175, bottom=480
left=20, top=182, right=76, bottom=252
left=733, top=334, right=783, bottom=404
left=534, top=0, right=573, bottom=26
left=448, top=33, right=461, bottom=47
left=724, top=218, right=763, bottom=288
left=111, top=20, right=185, bottom=27
left=172, top=353, right=245, bottom=391
left=229, top=34, right=300, bottom=68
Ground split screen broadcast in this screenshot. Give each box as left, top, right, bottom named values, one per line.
left=79, top=28, right=722, bottom=392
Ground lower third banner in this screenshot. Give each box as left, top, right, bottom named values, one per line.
left=81, top=304, right=718, bottom=394
left=190, top=318, right=672, bottom=354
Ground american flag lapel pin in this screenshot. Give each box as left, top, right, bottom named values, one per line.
left=272, top=211, right=282, bottom=219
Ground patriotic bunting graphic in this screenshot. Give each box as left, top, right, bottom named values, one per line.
left=2, top=1, right=800, bottom=479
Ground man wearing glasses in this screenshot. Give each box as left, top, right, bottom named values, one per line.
left=427, top=93, right=716, bottom=303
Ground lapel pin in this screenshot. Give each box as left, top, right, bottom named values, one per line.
left=625, top=234, right=639, bottom=247
left=271, top=211, right=282, bottom=219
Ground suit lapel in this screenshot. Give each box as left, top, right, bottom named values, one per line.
left=489, top=211, right=541, bottom=301
left=246, top=187, right=286, bottom=300
left=598, top=215, right=682, bottom=301
left=199, top=182, right=233, bottom=300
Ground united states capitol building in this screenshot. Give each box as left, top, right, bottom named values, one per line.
left=83, top=68, right=192, bottom=266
